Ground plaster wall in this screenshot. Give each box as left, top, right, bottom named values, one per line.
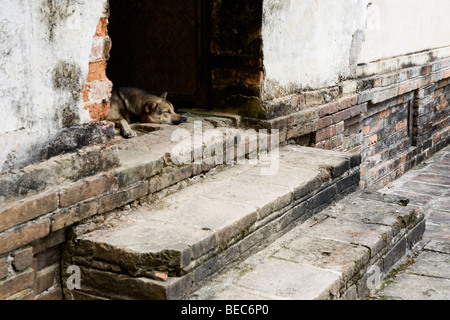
left=359, top=0, right=450, bottom=64
left=0, top=0, right=107, bottom=172
left=262, top=0, right=368, bottom=100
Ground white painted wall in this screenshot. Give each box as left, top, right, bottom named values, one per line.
left=262, top=0, right=450, bottom=101
left=359, top=0, right=450, bottom=64
left=262, top=0, right=368, bottom=100
left=0, top=0, right=107, bottom=172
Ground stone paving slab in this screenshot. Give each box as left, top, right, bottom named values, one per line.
left=380, top=274, right=450, bottom=300
left=232, top=258, right=342, bottom=300
left=377, top=145, right=450, bottom=300
left=424, top=240, right=450, bottom=254
left=408, top=251, right=450, bottom=279
left=190, top=191, right=424, bottom=300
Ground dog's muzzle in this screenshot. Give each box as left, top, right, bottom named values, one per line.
left=173, top=117, right=187, bottom=125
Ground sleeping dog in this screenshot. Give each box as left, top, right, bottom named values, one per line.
left=107, top=87, right=187, bottom=138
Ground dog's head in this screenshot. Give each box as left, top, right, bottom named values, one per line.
left=140, top=93, right=187, bottom=125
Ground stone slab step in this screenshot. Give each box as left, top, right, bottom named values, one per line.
left=189, top=191, right=425, bottom=300
left=65, top=146, right=361, bottom=300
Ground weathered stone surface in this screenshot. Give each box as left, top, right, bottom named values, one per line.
left=408, top=252, right=450, bottom=279
left=424, top=240, right=450, bottom=254
left=380, top=274, right=450, bottom=300
left=305, top=217, right=392, bottom=259
left=68, top=145, right=361, bottom=299
left=272, top=235, right=370, bottom=283
left=323, top=195, right=421, bottom=234
left=77, top=267, right=192, bottom=300
left=78, top=219, right=214, bottom=275
left=223, top=258, right=341, bottom=300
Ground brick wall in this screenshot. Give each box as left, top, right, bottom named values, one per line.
left=359, top=60, right=450, bottom=189
left=264, top=53, right=450, bottom=190
left=210, top=0, right=265, bottom=118
left=82, top=6, right=113, bottom=121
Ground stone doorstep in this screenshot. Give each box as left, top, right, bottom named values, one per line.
left=190, top=192, right=425, bottom=301
left=67, top=145, right=360, bottom=300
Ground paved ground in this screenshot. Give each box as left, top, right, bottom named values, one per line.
left=375, top=145, right=450, bottom=300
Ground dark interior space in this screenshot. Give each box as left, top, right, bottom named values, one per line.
left=107, top=0, right=210, bottom=109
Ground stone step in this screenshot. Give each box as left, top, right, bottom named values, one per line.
left=189, top=191, right=425, bottom=300
left=64, top=146, right=361, bottom=300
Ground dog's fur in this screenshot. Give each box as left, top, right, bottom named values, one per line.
left=107, top=87, right=187, bottom=138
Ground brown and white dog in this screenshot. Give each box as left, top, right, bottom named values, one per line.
left=107, top=87, right=187, bottom=138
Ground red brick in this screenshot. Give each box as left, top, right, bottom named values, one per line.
left=0, top=220, right=51, bottom=255
left=319, top=102, right=339, bottom=118
left=317, top=116, right=333, bottom=130
left=336, top=121, right=345, bottom=135
left=0, top=268, right=34, bottom=300
left=350, top=104, right=367, bottom=117
left=333, top=109, right=352, bottom=123
left=366, top=134, right=378, bottom=146
left=51, top=200, right=99, bottom=232
left=345, top=122, right=362, bottom=135
left=59, top=174, right=116, bottom=208
left=379, top=109, right=391, bottom=119
left=36, top=265, right=59, bottom=294
left=399, top=84, right=409, bottom=95
left=85, top=100, right=111, bottom=121
left=244, top=71, right=264, bottom=87
left=323, top=135, right=343, bottom=150
left=35, top=286, right=63, bottom=300
left=348, top=145, right=362, bottom=154
left=0, top=192, right=58, bottom=233
left=12, top=247, right=34, bottom=271
left=363, top=126, right=371, bottom=136
left=396, top=119, right=408, bottom=131
left=86, top=60, right=108, bottom=82
left=94, top=17, right=109, bottom=37
left=98, top=182, right=149, bottom=214
left=443, top=69, right=450, bottom=79
left=0, top=257, right=7, bottom=280
left=421, top=65, right=431, bottom=76
left=315, top=126, right=337, bottom=143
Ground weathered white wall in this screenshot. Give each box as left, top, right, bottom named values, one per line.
left=359, top=0, right=450, bottom=64
left=262, top=0, right=368, bottom=100
left=0, top=0, right=107, bottom=172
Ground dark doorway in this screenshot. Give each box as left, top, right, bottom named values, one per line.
left=107, top=0, right=210, bottom=108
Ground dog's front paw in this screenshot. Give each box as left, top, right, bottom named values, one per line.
left=124, top=130, right=138, bottom=139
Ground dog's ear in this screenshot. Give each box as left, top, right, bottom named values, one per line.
left=144, top=102, right=158, bottom=113
left=160, top=92, right=168, bottom=100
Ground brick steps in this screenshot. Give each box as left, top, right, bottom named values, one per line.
left=64, top=146, right=361, bottom=300
left=190, top=192, right=425, bottom=300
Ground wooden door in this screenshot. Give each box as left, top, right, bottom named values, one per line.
left=107, top=0, right=210, bottom=107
